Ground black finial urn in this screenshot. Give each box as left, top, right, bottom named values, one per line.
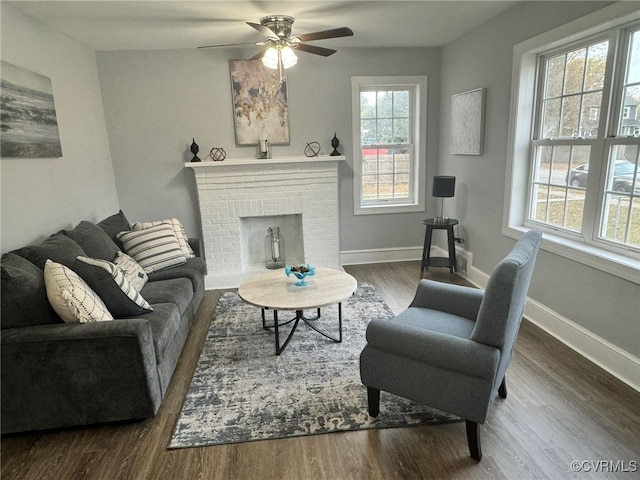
left=330, top=133, right=340, bottom=156
left=190, top=138, right=201, bottom=162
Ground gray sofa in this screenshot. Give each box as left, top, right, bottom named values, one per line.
left=1, top=210, right=206, bottom=434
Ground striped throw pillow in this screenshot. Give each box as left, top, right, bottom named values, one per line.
left=131, top=218, right=195, bottom=258
left=117, top=223, right=187, bottom=273
left=73, top=256, right=152, bottom=317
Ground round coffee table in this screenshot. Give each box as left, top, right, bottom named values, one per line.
left=238, top=267, right=357, bottom=355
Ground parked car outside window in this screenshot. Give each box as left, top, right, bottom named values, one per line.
left=567, top=159, right=640, bottom=194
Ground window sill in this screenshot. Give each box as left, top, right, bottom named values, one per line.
left=355, top=202, right=425, bottom=216
left=503, top=225, right=640, bottom=284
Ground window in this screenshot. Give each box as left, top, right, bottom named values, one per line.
left=529, top=38, right=609, bottom=234
left=351, top=76, right=427, bottom=215
left=529, top=25, right=640, bottom=249
left=506, top=5, right=640, bottom=282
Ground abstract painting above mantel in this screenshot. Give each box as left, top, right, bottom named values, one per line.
left=229, top=59, right=290, bottom=146
left=0, top=61, right=62, bottom=158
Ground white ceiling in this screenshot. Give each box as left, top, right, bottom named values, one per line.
left=8, top=1, right=519, bottom=51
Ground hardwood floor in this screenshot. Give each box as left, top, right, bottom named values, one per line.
left=2, top=261, right=639, bottom=479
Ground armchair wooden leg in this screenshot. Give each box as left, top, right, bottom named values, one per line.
left=465, top=420, right=482, bottom=461
left=367, top=387, right=380, bottom=418
left=498, top=377, right=507, bottom=399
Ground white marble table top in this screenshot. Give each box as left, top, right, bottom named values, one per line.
left=238, top=267, right=357, bottom=311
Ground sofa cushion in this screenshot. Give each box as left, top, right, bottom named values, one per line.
left=134, top=303, right=181, bottom=364
left=97, top=210, right=131, bottom=249
left=117, top=223, right=186, bottom=274
left=44, top=260, right=113, bottom=323
left=132, top=218, right=195, bottom=258
left=140, top=278, right=193, bottom=316
left=113, top=251, right=148, bottom=291
left=62, top=221, right=120, bottom=261
left=12, top=233, right=86, bottom=270
left=1, top=253, right=62, bottom=329
left=72, top=256, right=152, bottom=317
left=146, top=257, right=206, bottom=293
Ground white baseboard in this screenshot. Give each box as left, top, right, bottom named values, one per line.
left=340, top=246, right=423, bottom=265
left=465, top=264, right=640, bottom=392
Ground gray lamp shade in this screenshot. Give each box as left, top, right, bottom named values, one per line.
left=432, top=176, right=456, bottom=197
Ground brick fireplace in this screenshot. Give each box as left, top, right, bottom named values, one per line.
left=186, top=155, right=345, bottom=289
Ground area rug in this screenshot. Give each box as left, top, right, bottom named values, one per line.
left=169, top=283, right=459, bottom=449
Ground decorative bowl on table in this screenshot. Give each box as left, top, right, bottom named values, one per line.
left=285, top=264, right=316, bottom=286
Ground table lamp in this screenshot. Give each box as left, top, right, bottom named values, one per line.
left=433, top=176, right=455, bottom=224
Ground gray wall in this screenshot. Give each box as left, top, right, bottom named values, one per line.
left=2, top=1, right=637, bottom=359
left=0, top=3, right=119, bottom=252
left=96, top=47, right=441, bottom=251
left=439, top=1, right=640, bottom=356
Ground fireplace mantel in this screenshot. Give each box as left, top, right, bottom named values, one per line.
left=186, top=155, right=345, bottom=289
left=185, top=154, right=345, bottom=169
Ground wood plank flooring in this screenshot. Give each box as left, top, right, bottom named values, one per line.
left=2, top=261, right=639, bottom=479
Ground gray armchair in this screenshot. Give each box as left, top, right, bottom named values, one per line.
left=360, top=230, right=542, bottom=460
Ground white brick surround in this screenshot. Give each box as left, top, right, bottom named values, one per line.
left=186, top=155, right=345, bottom=289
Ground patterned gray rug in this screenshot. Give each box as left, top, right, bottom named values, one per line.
left=169, top=283, right=459, bottom=449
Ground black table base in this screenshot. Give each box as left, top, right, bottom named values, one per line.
left=261, top=304, right=343, bottom=355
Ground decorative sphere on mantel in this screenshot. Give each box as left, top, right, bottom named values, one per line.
left=305, top=141, right=321, bottom=157
left=210, top=147, right=226, bottom=161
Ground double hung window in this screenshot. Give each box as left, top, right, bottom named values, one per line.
left=519, top=18, right=640, bottom=258
left=352, top=76, right=427, bottom=215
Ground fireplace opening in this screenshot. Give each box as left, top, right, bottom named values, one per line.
left=239, top=214, right=304, bottom=270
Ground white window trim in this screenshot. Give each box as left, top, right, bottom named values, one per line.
left=351, top=76, right=427, bottom=215
left=503, top=2, right=640, bottom=284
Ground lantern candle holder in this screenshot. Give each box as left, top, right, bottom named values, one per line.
left=265, top=227, right=285, bottom=269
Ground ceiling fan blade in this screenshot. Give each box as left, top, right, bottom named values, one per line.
left=297, top=27, right=353, bottom=42
left=247, top=21, right=278, bottom=40
left=198, top=41, right=266, bottom=49
left=295, top=43, right=337, bottom=57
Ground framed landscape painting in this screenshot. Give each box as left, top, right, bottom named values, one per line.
left=0, top=61, right=62, bottom=158
left=229, top=59, right=289, bottom=146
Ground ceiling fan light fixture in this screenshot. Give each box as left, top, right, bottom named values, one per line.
left=262, top=46, right=280, bottom=69
left=280, top=46, right=298, bottom=68
left=262, top=45, right=297, bottom=70
left=199, top=14, right=352, bottom=65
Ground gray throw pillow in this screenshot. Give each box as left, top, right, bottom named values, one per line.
left=62, top=220, right=120, bottom=261
left=1, top=253, right=62, bottom=329
left=97, top=210, right=131, bottom=248
left=11, top=233, right=86, bottom=270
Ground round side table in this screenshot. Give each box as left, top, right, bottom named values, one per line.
left=420, top=218, right=458, bottom=275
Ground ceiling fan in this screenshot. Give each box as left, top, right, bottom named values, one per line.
left=199, top=15, right=353, bottom=69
